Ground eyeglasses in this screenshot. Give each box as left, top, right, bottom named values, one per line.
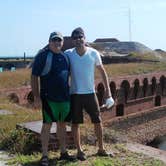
left=51, top=38, right=62, bottom=42
left=72, top=36, right=84, bottom=40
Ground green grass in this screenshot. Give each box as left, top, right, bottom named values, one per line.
left=128, top=52, right=162, bottom=61
left=103, top=62, right=166, bottom=77
left=5, top=144, right=165, bottom=166
left=0, top=97, right=41, bottom=141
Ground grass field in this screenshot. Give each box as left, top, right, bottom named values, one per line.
left=1, top=62, right=166, bottom=89
left=103, top=62, right=166, bottom=77
left=0, top=68, right=30, bottom=89
left=0, top=62, right=166, bottom=165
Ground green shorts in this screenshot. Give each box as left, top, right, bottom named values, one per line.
left=41, top=99, right=70, bottom=123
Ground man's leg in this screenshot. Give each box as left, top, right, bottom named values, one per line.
left=94, top=122, right=114, bottom=157
left=84, top=94, right=104, bottom=151
left=70, top=95, right=86, bottom=160
left=72, top=123, right=82, bottom=153
left=72, top=123, right=86, bottom=160
left=71, top=95, right=84, bottom=153
left=94, top=122, right=104, bottom=151
left=41, top=123, right=52, bottom=157
left=57, top=122, right=76, bottom=161
left=57, top=122, right=66, bottom=153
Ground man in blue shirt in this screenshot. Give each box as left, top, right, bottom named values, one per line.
left=31, top=31, right=74, bottom=166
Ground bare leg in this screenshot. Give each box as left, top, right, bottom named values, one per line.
left=41, top=123, right=52, bottom=157
left=57, top=122, right=67, bottom=154
left=94, top=122, right=104, bottom=151
left=72, top=124, right=82, bottom=153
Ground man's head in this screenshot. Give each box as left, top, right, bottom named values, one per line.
left=49, top=31, right=63, bottom=41
left=71, top=27, right=86, bottom=48
left=49, top=31, right=63, bottom=53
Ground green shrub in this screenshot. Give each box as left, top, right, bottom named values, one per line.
left=0, top=128, right=40, bottom=154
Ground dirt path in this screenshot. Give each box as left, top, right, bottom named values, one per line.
left=126, top=143, right=166, bottom=164
left=0, top=151, right=13, bottom=166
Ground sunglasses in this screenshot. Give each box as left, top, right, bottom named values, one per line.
left=51, top=38, right=62, bottom=42
left=72, top=35, right=84, bottom=40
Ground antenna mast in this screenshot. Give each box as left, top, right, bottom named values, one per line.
left=128, top=7, right=132, bottom=41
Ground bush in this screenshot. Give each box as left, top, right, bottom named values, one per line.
left=0, top=128, right=40, bottom=154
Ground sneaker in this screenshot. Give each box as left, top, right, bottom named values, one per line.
left=40, top=156, right=49, bottom=166
left=77, top=151, right=87, bottom=161
left=97, top=149, right=114, bottom=157
left=59, top=151, right=76, bottom=161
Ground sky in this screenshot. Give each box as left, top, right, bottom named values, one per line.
left=0, top=0, right=166, bottom=57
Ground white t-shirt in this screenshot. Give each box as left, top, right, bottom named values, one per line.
left=65, top=47, right=102, bottom=94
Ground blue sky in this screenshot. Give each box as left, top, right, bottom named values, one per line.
left=0, top=0, right=166, bottom=56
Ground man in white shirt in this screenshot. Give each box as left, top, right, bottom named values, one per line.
left=65, top=27, right=114, bottom=160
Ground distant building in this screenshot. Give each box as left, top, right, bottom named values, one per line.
left=94, top=38, right=119, bottom=43
left=62, top=36, right=74, bottom=51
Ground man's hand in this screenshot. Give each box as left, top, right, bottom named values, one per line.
left=105, top=97, right=114, bottom=109
left=101, top=96, right=114, bottom=109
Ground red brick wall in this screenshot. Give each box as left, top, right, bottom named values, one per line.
left=96, top=71, right=166, bottom=117
left=1, top=71, right=165, bottom=118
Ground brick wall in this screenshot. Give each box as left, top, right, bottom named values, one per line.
left=1, top=71, right=166, bottom=118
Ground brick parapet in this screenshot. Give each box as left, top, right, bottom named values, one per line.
left=0, top=71, right=165, bottom=118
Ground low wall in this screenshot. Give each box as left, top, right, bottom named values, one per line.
left=104, top=105, right=166, bottom=144
left=125, top=96, right=154, bottom=115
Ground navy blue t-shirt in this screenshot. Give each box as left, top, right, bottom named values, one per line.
left=32, top=49, right=70, bottom=102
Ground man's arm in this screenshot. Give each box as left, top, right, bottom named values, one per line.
left=96, top=65, right=112, bottom=98
left=31, top=75, right=41, bottom=109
